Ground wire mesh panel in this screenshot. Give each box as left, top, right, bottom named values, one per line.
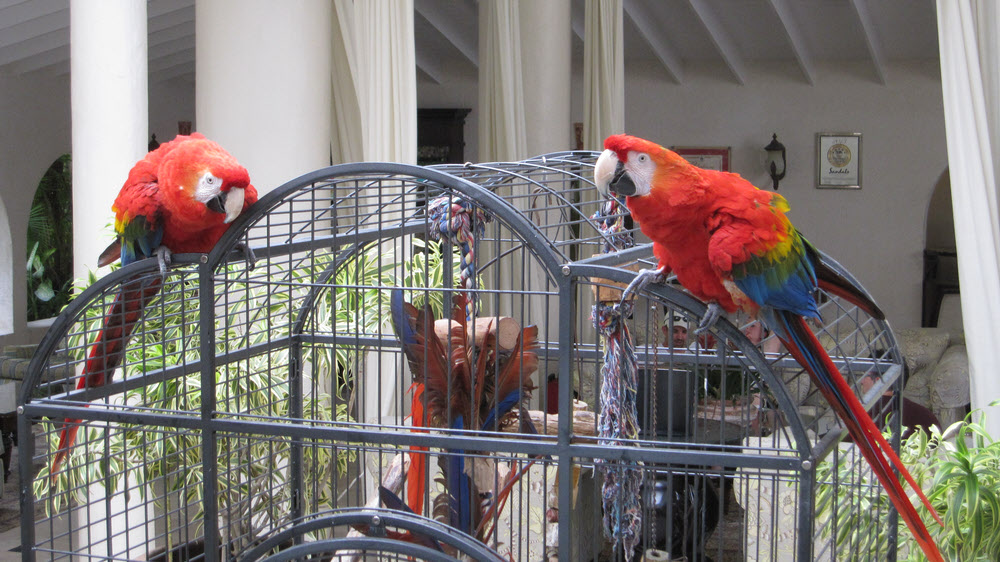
left=20, top=157, right=907, bottom=561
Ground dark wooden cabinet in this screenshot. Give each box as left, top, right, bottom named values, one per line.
left=418, top=108, right=471, bottom=166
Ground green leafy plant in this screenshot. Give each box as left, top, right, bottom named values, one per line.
left=816, top=404, right=1000, bottom=561
left=33, top=231, right=470, bottom=555
left=27, top=154, right=74, bottom=320
left=32, top=251, right=392, bottom=550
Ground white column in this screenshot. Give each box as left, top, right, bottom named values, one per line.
left=196, top=0, right=333, bottom=195
left=520, top=0, right=572, bottom=156
left=70, top=0, right=148, bottom=280
left=70, top=4, right=152, bottom=557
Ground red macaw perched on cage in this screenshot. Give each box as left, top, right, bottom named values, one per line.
left=594, top=133, right=944, bottom=562
left=50, top=133, right=258, bottom=477
left=388, top=289, right=539, bottom=545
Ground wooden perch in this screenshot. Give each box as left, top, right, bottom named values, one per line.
left=433, top=316, right=521, bottom=351
left=506, top=401, right=597, bottom=437
left=592, top=262, right=642, bottom=303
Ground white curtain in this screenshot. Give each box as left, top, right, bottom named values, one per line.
left=330, top=0, right=363, bottom=164
left=331, top=1, right=417, bottom=430
left=478, top=0, right=528, bottom=162
left=583, top=0, right=624, bottom=152
left=936, top=0, right=1000, bottom=434
left=354, top=0, right=417, bottom=164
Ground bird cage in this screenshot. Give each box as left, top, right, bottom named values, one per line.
left=20, top=153, right=908, bottom=561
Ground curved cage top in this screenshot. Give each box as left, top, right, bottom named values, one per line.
left=19, top=152, right=908, bottom=562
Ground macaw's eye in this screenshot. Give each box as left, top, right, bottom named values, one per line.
left=205, top=175, right=218, bottom=186
left=637, top=154, right=648, bottom=163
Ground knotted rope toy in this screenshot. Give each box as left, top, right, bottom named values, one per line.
left=427, top=195, right=491, bottom=320
left=591, top=196, right=642, bottom=560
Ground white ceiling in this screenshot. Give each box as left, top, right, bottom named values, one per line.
left=0, top=0, right=940, bottom=85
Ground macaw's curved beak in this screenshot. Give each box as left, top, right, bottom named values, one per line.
left=206, top=187, right=247, bottom=223
left=608, top=160, right=636, bottom=196
left=594, top=149, right=636, bottom=197
left=594, top=149, right=616, bottom=197
left=205, top=187, right=244, bottom=224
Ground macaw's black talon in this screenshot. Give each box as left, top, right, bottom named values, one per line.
left=695, top=302, right=724, bottom=335
left=155, top=246, right=173, bottom=280
left=234, top=242, right=257, bottom=270
left=619, top=266, right=667, bottom=306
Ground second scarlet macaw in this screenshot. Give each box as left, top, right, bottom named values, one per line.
left=50, top=133, right=258, bottom=477
left=594, top=133, right=944, bottom=562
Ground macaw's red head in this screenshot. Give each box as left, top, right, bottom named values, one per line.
left=594, top=133, right=692, bottom=199
left=157, top=134, right=258, bottom=225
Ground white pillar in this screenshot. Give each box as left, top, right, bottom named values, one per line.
left=520, top=0, right=572, bottom=156
left=196, top=0, right=333, bottom=195
left=70, top=0, right=148, bottom=280
left=70, top=4, right=151, bottom=557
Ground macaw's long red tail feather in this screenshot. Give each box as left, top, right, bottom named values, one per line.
left=773, top=311, right=944, bottom=562
left=407, top=383, right=427, bottom=515
left=50, top=421, right=80, bottom=480
left=50, top=275, right=163, bottom=479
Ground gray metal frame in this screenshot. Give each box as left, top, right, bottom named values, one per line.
left=19, top=156, right=905, bottom=561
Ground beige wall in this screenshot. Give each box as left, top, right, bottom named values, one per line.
left=0, top=57, right=948, bottom=346
left=421, top=59, right=947, bottom=328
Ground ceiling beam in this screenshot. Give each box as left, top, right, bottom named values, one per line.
left=624, top=0, right=682, bottom=84
left=151, top=60, right=195, bottom=84
left=0, top=0, right=64, bottom=32
left=149, top=22, right=194, bottom=52
left=416, top=50, right=443, bottom=85
left=148, top=0, right=195, bottom=20
left=415, top=0, right=478, bottom=67
left=686, top=0, right=746, bottom=85
left=0, top=26, right=66, bottom=67
left=150, top=46, right=194, bottom=74
left=848, top=0, right=887, bottom=84
left=149, top=4, right=194, bottom=34
left=764, top=0, right=814, bottom=85
left=571, top=4, right=584, bottom=42
left=0, top=7, right=66, bottom=51
left=1, top=43, right=66, bottom=76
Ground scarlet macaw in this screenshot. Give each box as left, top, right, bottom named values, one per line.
left=594, top=133, right=944, bottom=562
left=50, top=133, right=258, bottom=477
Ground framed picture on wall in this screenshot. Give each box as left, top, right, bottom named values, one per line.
left=816, top=133, right=862, bottom=189
left=671, top=146, right=731, bottom=172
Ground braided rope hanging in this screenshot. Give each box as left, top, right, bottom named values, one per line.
left=427, top=195, right=490, bottom=320
left=591, top=197, right=642, bottom=560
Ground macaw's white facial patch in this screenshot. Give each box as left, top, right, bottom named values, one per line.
left=195, top=172, right=222, bottom=204
left=623, top=150, right=655, bottom=197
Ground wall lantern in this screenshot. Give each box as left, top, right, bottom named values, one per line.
left=764, top=133, right=786, bottom=190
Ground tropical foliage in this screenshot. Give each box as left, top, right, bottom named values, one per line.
left=816, top=405, right=1000, bottom=561
left=27, top=154, right=73, bottom=321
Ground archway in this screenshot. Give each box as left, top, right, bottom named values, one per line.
left=0, top=195, right=12, bottom=335
left=922, top=169, right=961, bottom=330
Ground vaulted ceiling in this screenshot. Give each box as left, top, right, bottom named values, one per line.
left=0, top=0, right=940, bottom=85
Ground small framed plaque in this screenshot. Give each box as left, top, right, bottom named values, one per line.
left=816, top=133, right=861, bottom=189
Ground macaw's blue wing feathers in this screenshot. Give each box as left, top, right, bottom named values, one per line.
left=729, top=229, right=820, bottom=319
left=772, top=311, right=944, bottom=562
